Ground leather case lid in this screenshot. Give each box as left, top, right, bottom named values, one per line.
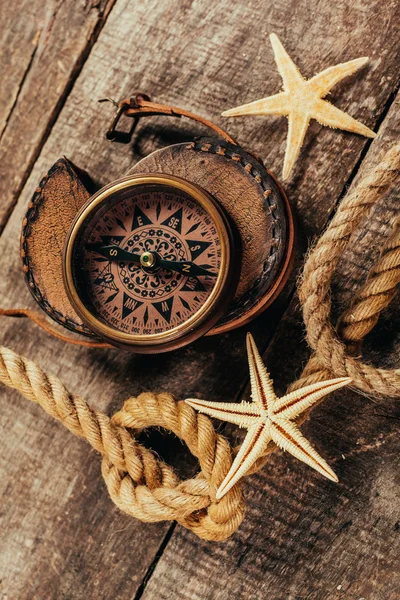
left=21, top=158, right=96, bottom=337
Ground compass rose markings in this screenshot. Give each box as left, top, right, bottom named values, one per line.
left=179, top=296, right=191, bottom=310
left=122, top=292, right=143, bottom=320
left=131, top=205, right=153, bottom=231
left=187, top=240, right=212, bottom=261
left=186, top=222, right=200, bottom=234
left=161, top=208, right=183, bottom=233
left=115, top=217, right=127, bottom=231
left=94, top=263, right=118, bottom=291
left=87, top=235, right=125, bottom=254
left=83, top=189, right=222, bottom=338
left=105, top=291, right=119, bottom=304
left=102, top=235, right=125, bottom=245
left=153, top=297, right=174, bottom=324
left=181, top=277, right=206, bottom=292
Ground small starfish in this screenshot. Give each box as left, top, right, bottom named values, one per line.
left=186, top=333, right=351, bottom=499
left=222, top=33, right=376, bottom=180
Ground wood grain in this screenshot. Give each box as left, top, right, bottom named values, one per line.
left=0, top=0, right=115, bottom=232
left=0, top=0, right=399, bottom=597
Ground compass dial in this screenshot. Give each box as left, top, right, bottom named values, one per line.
left=64, top=174, right=237, bottom=352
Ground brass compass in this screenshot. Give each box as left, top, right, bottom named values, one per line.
left=63, top=174, right=238, bottom=353
left=21, top=93, right=295, bottom=353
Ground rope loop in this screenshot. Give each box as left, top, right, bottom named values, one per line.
left=0, top=345, right=244, bottom=540
left=106, top=393, right=244, bottom=540
left=292, top=143, right=400, bottom=396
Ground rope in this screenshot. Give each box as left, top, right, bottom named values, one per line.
left=0, top=144, right=399, bottom=540
left=246, top=144, right=400, bottom=477
left=0, top=345, right=244, bottom=541
left=338, top=213, right=400, bottom=352
left=293, top=143, right=400, bottom=397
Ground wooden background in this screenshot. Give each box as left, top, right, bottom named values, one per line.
left=1, top=0, right=399, bottom=598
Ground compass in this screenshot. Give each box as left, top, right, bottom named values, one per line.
left=21, top=94, right=295, bottom=353
left=63, top=174, right=238, bottom=352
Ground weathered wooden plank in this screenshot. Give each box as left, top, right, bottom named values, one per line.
left=0, top=0, right=115, bottom=231
left=0, top=0, right=399, bottom=598
left=139, top=92, right=400, bottom=600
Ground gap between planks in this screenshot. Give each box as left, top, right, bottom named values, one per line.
left=0, top=0, right=117, bottom=237
left=323, top=75, right=400, bottom=230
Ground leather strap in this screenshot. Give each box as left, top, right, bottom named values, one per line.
left=104, top=93, right=237, bottom=145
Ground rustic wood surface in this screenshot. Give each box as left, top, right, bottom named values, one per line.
left=0, top=0, right=399, bottom=599
left=0, top=0, right=115, bottom=232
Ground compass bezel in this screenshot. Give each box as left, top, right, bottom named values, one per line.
left=63, top=173, right=238, bottom=353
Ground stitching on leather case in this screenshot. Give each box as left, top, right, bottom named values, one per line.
left=21, top=142, right=289, bottom=336
left=186, top=140, right=286, bottom=323
left=21, top=159, right=95, bottom=337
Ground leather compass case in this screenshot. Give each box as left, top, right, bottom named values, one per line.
left=21, top=102, right=294, bottom=344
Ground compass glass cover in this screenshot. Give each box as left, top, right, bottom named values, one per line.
left=69, top=181, right=225, bottom=340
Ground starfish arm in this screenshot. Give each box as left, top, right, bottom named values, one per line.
left=221, top=92, right=289, bottom=118
left=269, top=33, right=305, bottom=92
left=216, top=423, right=271, bottom=499
left=307, top=57, right=369, bottom=97
left=313, top=98, right=376, bottom=138
left=282, top=111, right=310, bottom=180
left=185, top=398, right=260, bottom=428
left=270, top=418, right=338, bottom=482
left=273, top=377, right=352, bottom=420
left=246, top=333, right=276, bottom=410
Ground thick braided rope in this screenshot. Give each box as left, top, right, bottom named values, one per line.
left=289, top=206, right=400, bottom=392
left=246, top=145, right=400, bottom=475
left=338, top=211, right=400, bottom=349
left=0, top=346, right=244, bottom=541
left=296, top=144, right=400, bottom=397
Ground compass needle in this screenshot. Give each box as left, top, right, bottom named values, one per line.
left=65, top=176, right=236, bottom=352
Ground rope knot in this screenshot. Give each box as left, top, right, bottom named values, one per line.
left=102, top=392, right=245, bottom=541
left=0, top=345, right=244, bottom=540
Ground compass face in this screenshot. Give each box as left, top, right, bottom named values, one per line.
left=64, top=175, right=236, bottom=352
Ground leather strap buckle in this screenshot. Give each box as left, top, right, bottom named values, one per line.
left=101, top=92, right=236, bottom=145
left=100, top=93, right=152, bottom=143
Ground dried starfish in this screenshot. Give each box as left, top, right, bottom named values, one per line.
left=222, top=33, right=376, bottom=180
left=186, top=333, right=351, bottom=499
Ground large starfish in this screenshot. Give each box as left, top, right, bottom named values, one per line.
left=186, top=333, right=351, bottom=499
left=222, top=33, right=376, bottom=180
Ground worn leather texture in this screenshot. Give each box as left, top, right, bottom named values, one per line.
left=129, top=139, right=292, bottom=328
left=21, top=158, right=96, bottom=336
